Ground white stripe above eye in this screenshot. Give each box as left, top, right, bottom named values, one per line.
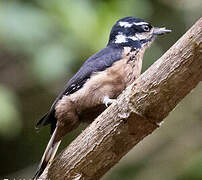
left=119, top=21, right=149, bottom=28
left=133, top=22, right=149, bottom=26
left=119, top=21, right=133, bottom=28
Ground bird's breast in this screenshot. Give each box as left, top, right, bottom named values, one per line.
left=68, top=47, right=144, bottom=120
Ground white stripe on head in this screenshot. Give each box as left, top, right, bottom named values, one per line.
left=115, top=34, right=145, bottom=44
left=128, top=36, right=138, bottom=41
left=119, top=21, right=133, bottom=28
left=133, top=22, right=149, bottom=26
left=115, top=33, right=127, bottom=43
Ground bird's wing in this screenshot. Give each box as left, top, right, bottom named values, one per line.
left=36, top=46, right=123, bottom=132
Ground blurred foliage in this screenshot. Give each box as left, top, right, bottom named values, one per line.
left=0, top=0, right=201, bottom=179
left=176, top=152, right=202, bottom=180
left=0, top=85, right=21, bottom=138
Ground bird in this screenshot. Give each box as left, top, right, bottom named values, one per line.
left=33, top=16, right=171, bottom=179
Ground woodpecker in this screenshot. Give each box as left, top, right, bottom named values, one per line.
left=33, top=16, right=171, bottom=179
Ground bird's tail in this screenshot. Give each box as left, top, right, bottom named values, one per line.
left=33, top=127, right=61, bottom=179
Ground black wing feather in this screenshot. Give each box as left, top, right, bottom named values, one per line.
left=36, top=46, right=123, bottom=131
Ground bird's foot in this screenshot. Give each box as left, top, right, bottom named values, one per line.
left=103, top=96, right=117, bottom=107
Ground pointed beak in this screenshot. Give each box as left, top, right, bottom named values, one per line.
left=153, top=27, right=172, bottom=35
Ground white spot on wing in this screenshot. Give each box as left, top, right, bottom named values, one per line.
left=119, top=21, right=133, bottom=28
left=115, top=33, right=127, bottom=43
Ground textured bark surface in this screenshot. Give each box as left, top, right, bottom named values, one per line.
left=40, top=17, right=202, bottom=180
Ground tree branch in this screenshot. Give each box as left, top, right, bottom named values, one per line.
left=40, top=17, right=202, bottom=180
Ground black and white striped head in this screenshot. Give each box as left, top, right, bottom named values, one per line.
left=108, top=17, right=171, bottom=49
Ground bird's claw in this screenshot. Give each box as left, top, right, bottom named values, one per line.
left=103, top=96, right=117, bottom=107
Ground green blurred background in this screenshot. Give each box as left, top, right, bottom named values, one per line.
left=0, top=0, right=201, bottom=179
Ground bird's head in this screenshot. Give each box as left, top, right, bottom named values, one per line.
left=108, top=17, right=171, bottom=49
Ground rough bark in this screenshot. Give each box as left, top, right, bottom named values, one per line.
left=40, top=17, right=202, bottom=180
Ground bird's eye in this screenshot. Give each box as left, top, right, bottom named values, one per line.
left=142, top=25, right=150, bottom=32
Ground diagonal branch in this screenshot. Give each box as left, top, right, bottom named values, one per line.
left=40, top=17, right=202, bottom=180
